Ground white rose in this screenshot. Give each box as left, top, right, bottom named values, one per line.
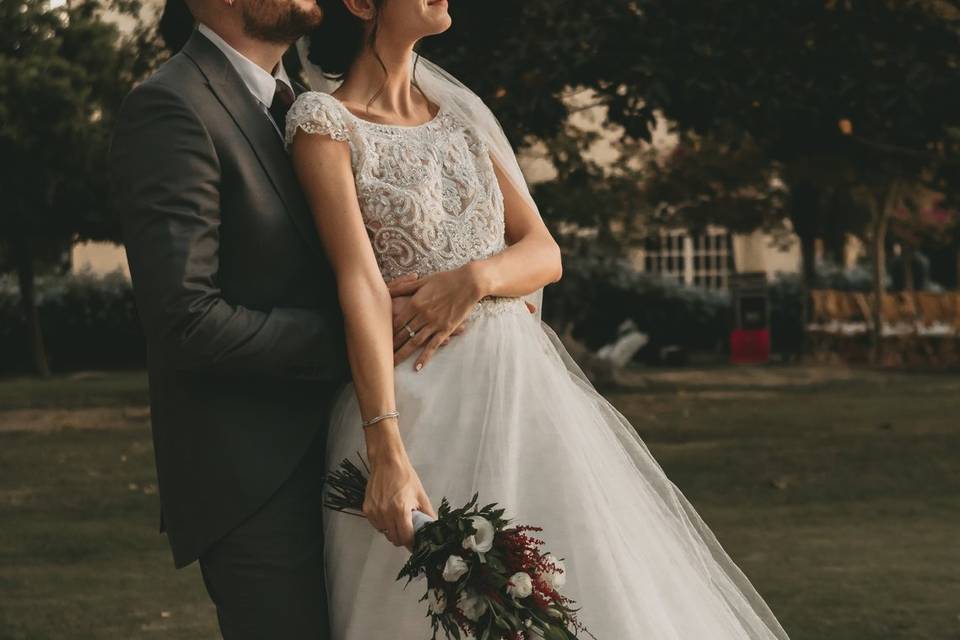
left=506, top=571, right=534, bottom=599
left=456, top=590, right=488, bottom=622
left=541, top=556, right=567, bottom=590
left=442, top=555, right=469, bottom=582
left=461, top=516, right=495, bottom=554
left=427, top=589, right=447, bottom=615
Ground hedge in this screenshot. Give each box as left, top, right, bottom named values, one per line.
left=544, top=255, right=823, bottom=359
left=0, top=270, right=145, bottom=373
left=1, top=260, right=870, bottom=372
left=544, top=255, right=730, bottom=354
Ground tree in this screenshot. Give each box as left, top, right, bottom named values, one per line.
left=639, top=131, right=789, bottom=239
left=614, top=0, right=960, bottom=360
left=889, top=191, right=960, bottom=290
left=0, top=0, right=161, bottom=375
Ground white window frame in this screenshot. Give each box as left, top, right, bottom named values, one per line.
left=634, top=227, right=733, bottom=290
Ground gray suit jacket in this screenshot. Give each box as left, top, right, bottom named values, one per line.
left=110, top=30, right=347, bottom=567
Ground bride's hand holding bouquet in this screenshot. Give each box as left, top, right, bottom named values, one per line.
left=362, top=419, right=436, bottom=549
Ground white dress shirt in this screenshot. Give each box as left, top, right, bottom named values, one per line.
left=197, top=23, right=294, bottom=138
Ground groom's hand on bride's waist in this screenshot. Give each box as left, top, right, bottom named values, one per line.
left=388, top=274, right=467, bottom=367
left=388, top=273, right=537, bottom=369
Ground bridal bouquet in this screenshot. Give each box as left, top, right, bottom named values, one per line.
left=325, top=457, right=592, bottom=640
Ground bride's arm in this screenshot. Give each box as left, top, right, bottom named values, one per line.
left=468, top=159, right=564, bottom=297
left=391, top=159, right=562, bottom=368
left=290, top=131, right=435, bottom=548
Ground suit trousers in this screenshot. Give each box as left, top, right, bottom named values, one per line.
left=199, top=427, right=330, bottom=639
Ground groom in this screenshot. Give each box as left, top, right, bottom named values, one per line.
left=111, top=0, right=345, bottom=637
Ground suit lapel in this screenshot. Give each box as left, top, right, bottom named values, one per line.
left=182, top=31, right=322, bottom=258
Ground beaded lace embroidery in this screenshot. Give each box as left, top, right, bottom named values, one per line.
left=285, top=91, right=508, bottom=285
left=470, top=296, right=528, bottom=320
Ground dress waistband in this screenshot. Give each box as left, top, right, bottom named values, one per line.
left=469, top=296, right=529, bottom=320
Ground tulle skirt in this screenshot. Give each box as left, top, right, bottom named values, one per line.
left=323, top=297, right=790, bottom=639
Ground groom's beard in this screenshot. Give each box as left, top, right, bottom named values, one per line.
left=241, top=0, right=323, bottom=45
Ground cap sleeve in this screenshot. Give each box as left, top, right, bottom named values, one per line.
left=284, top=91, right=351, bottom=148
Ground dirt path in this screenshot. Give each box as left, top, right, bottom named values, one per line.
left=631, top=365, right=862, bottom=388
left=0, top=406, right=150, bottom=433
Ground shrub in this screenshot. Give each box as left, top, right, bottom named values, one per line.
left=545, top=256, right=816, bottom=360
left=544, top=255, right=731, bottom=357
left=0, top=270, right=145, bottom=373
left=0, top=259, right=862, bottom=373
left=811, top=262, right=876, bottom=291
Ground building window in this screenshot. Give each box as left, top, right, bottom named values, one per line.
left=642, top=231, right=687, bottom=285
left=635, top=228, right=734, bottom=289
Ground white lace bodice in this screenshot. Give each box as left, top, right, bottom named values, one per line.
left=284, top=92, right=507, bottom=283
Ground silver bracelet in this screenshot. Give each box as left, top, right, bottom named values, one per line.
left=361, top=411, right=399, bottom=428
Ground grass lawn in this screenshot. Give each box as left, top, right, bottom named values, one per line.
left=1, top=367, right=958, bottom=639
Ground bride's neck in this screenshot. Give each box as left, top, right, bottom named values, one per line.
left=338, top=39, right=423, bottom=115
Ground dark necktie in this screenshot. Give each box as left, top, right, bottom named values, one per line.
left=269, top=79, right=296, bottom=133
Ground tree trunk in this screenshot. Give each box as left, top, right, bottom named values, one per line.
left=956, top=246, right=960, bottom=291
left=868, top=181, right=902, bottom=365
left=903, top=245, right=915, bottom=293
left=798, top=232, right=818, bottom=355
left=790, top=182, right=821, bottom=297
left=788, top=182, right=820, bottom=360
left=14, top=236, right=51, bottom=377
left=799, top=233, right=818, bottom=294
left=870, top=216, right=887, bottom=364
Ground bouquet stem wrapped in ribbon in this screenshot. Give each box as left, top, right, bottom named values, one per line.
left=325, top=457, right=594, bottom=640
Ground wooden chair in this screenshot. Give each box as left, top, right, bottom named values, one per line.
left=916, top=292, right=942, bottom=324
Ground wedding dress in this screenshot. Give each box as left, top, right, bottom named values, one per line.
left=285, top=91, right=790, bottom=640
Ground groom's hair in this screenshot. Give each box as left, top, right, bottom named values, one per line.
left=159, top=0, right=196, bottom=53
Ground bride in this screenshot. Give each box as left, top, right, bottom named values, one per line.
left=285, top=0, right=791, bottom=638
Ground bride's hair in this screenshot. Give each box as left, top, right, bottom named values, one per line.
left=159, top=0, right=195, bottom=53
left=307, top=0, right=387, bottom=80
